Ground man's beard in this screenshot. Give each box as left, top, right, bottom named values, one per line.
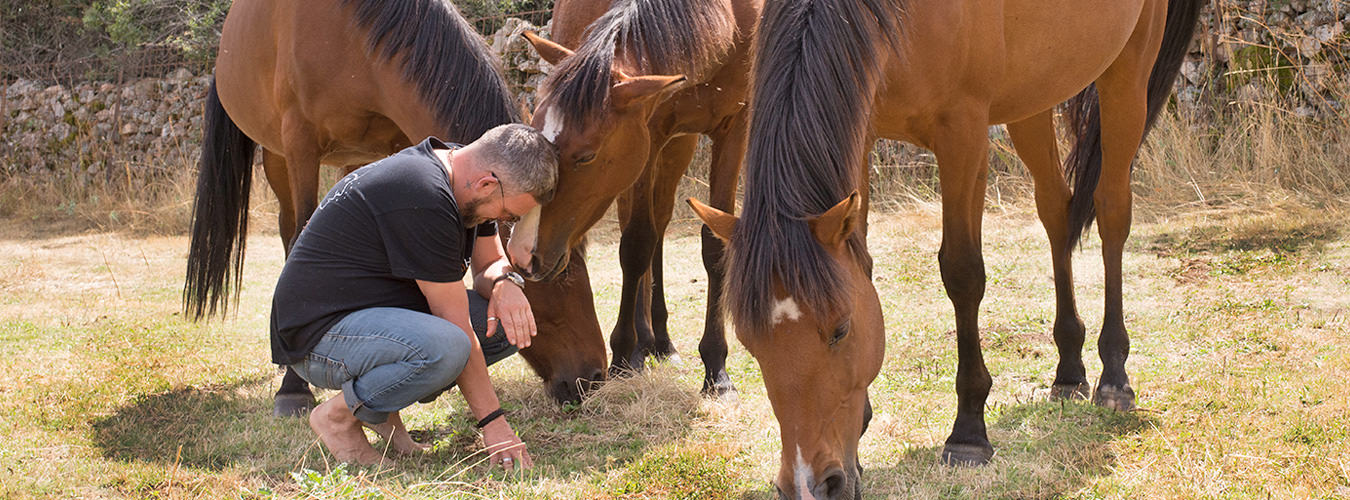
left=460, top=195, right=489, bottom=227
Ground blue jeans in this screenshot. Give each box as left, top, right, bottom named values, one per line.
left=289, top=292, right=516, bottom=424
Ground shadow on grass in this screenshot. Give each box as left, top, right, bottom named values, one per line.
left=89, top=375, right=316, bottom=472
left=862, top=399, right=1154, bottom=499
left=90, top=369, right=704, bottom=491
left=1147, top=215, right=1341, bottom=256
left=296, top=372, right=705, bottom=490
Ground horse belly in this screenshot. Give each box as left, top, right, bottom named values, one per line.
left=987, top=0, right=1146, bottom=123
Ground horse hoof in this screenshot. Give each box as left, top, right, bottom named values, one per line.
left=273, top=393, right=316, bottom=417
left=701, top=381, right=739, bottom=403
left=1050, top=382, right=1090, bottom=400
left=1092, top=384, right=1136, bottom=411
left=658, top=352, right=685, bottom=367
left=940, top=443, right=993, bottom=466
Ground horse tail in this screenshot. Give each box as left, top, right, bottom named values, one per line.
left=1063, top=0, right=1203, bottom=248
left=184, top=77, right=256, bottom=320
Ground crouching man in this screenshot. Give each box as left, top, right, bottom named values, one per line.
left=270, top=124, right=556, bottom=468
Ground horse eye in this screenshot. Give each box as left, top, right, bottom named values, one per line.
left=829, top=320, right=850, bottom=346
left=574, top=151, right=597, bottom=165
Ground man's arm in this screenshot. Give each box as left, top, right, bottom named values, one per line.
left=470, top=234, right=513, bottom=297
left=416, top=278, right=532, bottom=469
left=416, top=279, right=498, bottom=418
left=469, top=233, right=536, bottom=348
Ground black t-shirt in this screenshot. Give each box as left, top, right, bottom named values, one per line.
left=269, top=137, right=497, bottom=364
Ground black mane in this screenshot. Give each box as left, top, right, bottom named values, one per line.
left=341, top=0, right=519, bottom=140
left=540, top=0, right=736, bottom=126
left=726, top=0, right=906, bottom=335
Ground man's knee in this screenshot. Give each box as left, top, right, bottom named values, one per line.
left=417, top=321, right=472, bottom=386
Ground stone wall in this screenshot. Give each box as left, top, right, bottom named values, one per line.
left=1, top=3, right=1346, bottom=183
left=0, top=20, right=553, bottom=182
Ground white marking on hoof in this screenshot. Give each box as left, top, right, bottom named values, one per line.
left=771, top=297, right=802, bottom=325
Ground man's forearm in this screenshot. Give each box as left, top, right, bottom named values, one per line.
left=441, top=310, right=502, bottom=421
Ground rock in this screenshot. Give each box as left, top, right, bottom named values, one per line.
left=120, top=123, right=138, bottom=135
left=1180, top=60, right=1204, bottom=85
left=1295, top=36, right=1322, bottom=57
left=1312, top=21, right=1343, bottom=43
left=169, top=68, right=194, bottom=81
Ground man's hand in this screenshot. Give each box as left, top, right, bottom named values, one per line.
left=485, top=280, right=536, bottom=348
left=482, top=417, right=533, bottom=471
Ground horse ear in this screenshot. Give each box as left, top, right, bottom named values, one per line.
left=808, top=191, right=862, bottom=248
left=612, top=74, right=686, bottom=108
left=687, top=198, right=736, bottom=242
left=524, top=31, right=574, bottom=65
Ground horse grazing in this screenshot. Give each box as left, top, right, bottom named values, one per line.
left=506, top=0, right=760, bottom=398
left=691, top=0, right=1202, bottom=496
left=182, top=0, right=607, bottom=414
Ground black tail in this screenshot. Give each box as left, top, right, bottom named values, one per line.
left=1063, top=0, right=1203, bottom=248
left=184, top=78, right=257, bottom=320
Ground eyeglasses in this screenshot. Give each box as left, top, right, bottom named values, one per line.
left=489, top=172, right=521, bottom=224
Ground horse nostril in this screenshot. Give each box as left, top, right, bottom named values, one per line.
left=815, top=467, right=848, bottom=499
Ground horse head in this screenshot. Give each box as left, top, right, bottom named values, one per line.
left=507, top=32, right=685, bottom=280
left=691, top=192, right=883, bottom=500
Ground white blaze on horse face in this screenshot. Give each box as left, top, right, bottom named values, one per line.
left=542, top=106, right=563, bottom=143
left=771, top=297, right=803, bottom=325
left=794, top=446, right=816, bottom=500
left=506, top=205, right=542, bottom=273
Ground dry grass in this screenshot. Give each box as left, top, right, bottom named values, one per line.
left=2, top=194, right=1350, bottom=498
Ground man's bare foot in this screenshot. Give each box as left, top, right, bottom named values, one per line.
left=309, top=397, right=390, bottom=466
left=363, top=412, right=432, bottom=456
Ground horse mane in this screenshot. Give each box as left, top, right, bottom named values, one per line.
left=341, top=0, right=519, bottom=141
left=540, top=0, right=737, bottom=125
left=726, top=0, right=906, bottom=336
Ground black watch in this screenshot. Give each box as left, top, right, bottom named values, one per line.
left=494, top=270, right=525, bottom=289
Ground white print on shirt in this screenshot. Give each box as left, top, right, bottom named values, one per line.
left=318, top=171, right=363, bottom=211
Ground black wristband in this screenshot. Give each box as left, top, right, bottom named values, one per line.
left=475, top=408, right=506, bottom=429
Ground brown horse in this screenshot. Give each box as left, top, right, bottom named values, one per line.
left=506, top=0, right=761, bottom=398
left=691, top=0, right=1202, bottom=497
left=181, top=0, right=607, bottom=414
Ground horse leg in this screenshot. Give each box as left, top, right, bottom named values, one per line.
left=271, top=122, right=324, bottom=417
left=262, top=149, right=299, bottom=255
left=1088, top=8, right=1165, bottom=411
left=933, top=111, right=995, bottom=465
left=610, top=172, right=659, bottom=376
left=1006, top=111, right=1089, bottom=399
left=645, top=134, right=699, bottom=361
left=700, top=115, right=747, bottom=399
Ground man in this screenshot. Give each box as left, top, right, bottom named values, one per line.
left=270, top=123, right=557, bottom=469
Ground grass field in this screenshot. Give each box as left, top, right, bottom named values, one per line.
left=2, top=194, right=1348, bottom=499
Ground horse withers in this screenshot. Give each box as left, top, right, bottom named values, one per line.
left=693, top=0, right=1202, bottom=497
left=183, top=0, right=607, bottom=414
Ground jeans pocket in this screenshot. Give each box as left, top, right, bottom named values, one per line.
left=296, top=353, right=352, bottom=390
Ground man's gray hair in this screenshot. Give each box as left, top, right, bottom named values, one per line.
left=474, top=123, right=559, bottom=203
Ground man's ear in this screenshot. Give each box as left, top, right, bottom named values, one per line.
left=807, top=191, right=861, bottom=249
left=524, top=31, right=574, bottom=65
left=687, top=198, right=736, bottom=242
